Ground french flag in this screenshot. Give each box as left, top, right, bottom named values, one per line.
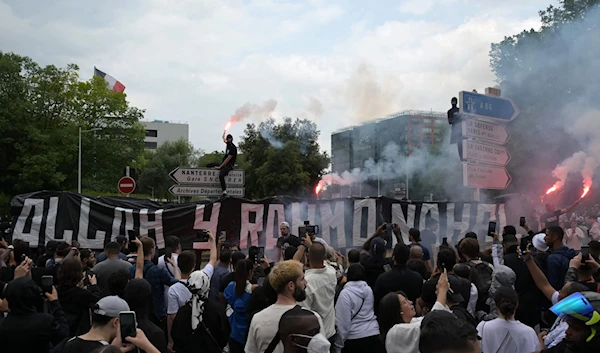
left=94, top=67, right=126, bottom=93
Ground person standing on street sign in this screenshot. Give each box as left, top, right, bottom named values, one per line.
left=215, top=133, right=238, bottom=196
left=448, top=97, right=463, bottom=159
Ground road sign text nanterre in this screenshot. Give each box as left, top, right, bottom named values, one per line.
left=169, top=168, right=245, bottom=185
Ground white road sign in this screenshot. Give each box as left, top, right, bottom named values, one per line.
left=169, top=167, right=245, bottom=186
left=462, top=140, right=511, bottom=166
left=169, top=185, right=245, bottom=197
left=461, top=119, right=509, bottom=145
left=463, top=163, right=511, bottom=190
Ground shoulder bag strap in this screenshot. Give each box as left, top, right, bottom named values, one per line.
left=351, top=298, right=366, bottom=321
left=201, top=320, right=226, bottom=353
left=265, top=305, right=301, bottom=353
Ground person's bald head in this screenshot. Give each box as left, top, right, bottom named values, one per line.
left=279, top=307, right=321, bottom=353
left=410, top=245, right=424, bottom=260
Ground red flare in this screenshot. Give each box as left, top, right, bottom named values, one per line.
left=224, top=121, right=232, bottom=131
left=315, top=184, right=323, bottom=195
left=581, top=186, right=590, bottom=198
left=546, top=186, right=557, bottom=195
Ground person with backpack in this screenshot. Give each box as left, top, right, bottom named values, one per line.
left=459, top=238, right=494, bottom=314
left=334, top=264, right=381, bottom=353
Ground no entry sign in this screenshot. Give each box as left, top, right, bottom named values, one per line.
left=118, top=176, right=136, bottom=195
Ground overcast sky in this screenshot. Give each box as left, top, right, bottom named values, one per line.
left=0, top=0, right=555, bottom=154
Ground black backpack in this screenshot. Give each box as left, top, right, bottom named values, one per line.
left=466, top=260, right=493, bottom=313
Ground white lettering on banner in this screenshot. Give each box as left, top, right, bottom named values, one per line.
left=240, top=203, right=264, bottom=249
left=194, top=203, right=221, bottom=235
left=14, top=198, right=44, bottom=247
left=319, top=201, right=346, bottom=248
left=474, top=204, right=498, bottom=243
left=445, top=203, right=472, bottom=244
left=265, top=204, right=285, bottom=250
left=111, top=207, right=135, bottom=242
left=419, top=203, right=440, bottom=244
left=78, top=197, right=105, bottom=249
left=290, top=202, right=317, bottom=237
left=140, top=209, right=164, bottom=249
left=45, top=197, right=58, bottom=245
left=391, top=203, right=417, bottom=245
left=352, top=199, right=376, bottom=247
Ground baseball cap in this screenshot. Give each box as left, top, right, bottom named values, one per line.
left=44, top=240, right=59, bottom=255
left=589, top=241, right=600, bottom=250
left=280, top=222, right=290, bottom=229
left=115, top=235, right=128, bottom=244
left=226, top=134, right=233, bottom=139
left=533, top=233, right=549, bottom=252
left=93, top=296, right=130, bottom=318
left=55, top=242, right=71, bottom=256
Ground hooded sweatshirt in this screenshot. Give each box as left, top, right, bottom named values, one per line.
left=334, top=280, right=379, bottom=349
left=547, top=246, right=577, bottom=290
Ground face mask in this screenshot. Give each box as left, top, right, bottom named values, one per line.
left=290, top=333, right=331, bottom=353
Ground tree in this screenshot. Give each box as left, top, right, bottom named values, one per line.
left=197, top=151, right=249, bottom=170
left=0, top=52, right=145, bottom=196
left=137, top=139, right=203, bottom=200
left=488, top=1, right=600, bottom=197
left=239, top=118, right=330, bottom=199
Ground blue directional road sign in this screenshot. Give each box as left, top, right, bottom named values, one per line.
left=459, top=91, right=519, bottom=122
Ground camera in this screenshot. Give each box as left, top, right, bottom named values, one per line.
left=298, top=221, right=320, bottom=238
left=196, top=230, right=209, bottom=242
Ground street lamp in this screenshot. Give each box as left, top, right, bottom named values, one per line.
left=78, top=127, right=102, bottom=194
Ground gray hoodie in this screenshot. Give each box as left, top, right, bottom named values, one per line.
left=334, top=280, right=379, bottom=350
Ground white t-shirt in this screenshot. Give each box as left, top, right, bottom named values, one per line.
left=159, top=254, right=181, bottom=306
left=245, top=304, right=325, bottom=353
left=299, top=266, right=337, bottom=339
left=167, top=264, right=214, bottom=315
left=477, top=319, right=540, bottom=353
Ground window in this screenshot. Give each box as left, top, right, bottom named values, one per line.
left=144, top=141, right=158, bottom=149
left=422, top=119, right=431, bottom=124
left=421, top=127, right=432, bottom=134
left=145, top=129, right=158, bottom=137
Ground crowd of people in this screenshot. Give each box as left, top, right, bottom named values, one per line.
left=0, top=200, right=599, bottom=353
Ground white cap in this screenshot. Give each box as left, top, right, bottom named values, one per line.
left=532, top=233, right=549, bottom=252
left=280, top=222, right=290, bottom=229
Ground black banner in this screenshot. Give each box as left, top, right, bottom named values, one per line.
left=11, top=192, right=509, bottom=256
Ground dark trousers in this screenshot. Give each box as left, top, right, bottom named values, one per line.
left=342, top=335, right=382, bottom=353
left=229, top=338, right=245, bottom=353
left=219, top=166, right=232, bottom=191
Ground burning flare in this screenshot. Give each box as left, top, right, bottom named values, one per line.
left=546, top=185, right=558, bottom=195
left=315, top=183, right=323, bottom=195
left=224, top=121, right=232, bottom=131
left=581, top=186, right=590, bottom=198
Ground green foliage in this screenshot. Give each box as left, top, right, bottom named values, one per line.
left=0, top=52, right=145, bottom=197
left=239, top=118, right=330, bottom=198
left=488, top=1, right=600, bottom=195
left=137, top=139, right=203, bottom=200
left=198, top=151, right=249, bottom=170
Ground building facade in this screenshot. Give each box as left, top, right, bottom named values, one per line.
left=141, top=120, right=189, bottom=150
left=330, top=110, right=447, bottom=197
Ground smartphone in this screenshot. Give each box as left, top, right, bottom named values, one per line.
left=219, top=231, right=226, bottom=243
left=257, top=277, right=265, bottom=286
left=383, top=264, right=392, bottom=272
left=581, top=246, right=590, bottom=261
left=164, top=248, right=172, bottom=261
left=127, top=229, right=137, bottom=242
left=442, top=237, right=448, bottom=247
left=119, top=311, right=137, bottom=343
left=41, top=275, right=53, bottom=294
left=519, top=217, right=526, bottom=227
left=520, top=237, right=530, bottom=253
left=257, top=247, right=265, bottom=262
left=487, top=221, right=497, bottom=237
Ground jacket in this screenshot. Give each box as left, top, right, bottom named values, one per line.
left=334, top=280, right=379, bottom=348
left=547, top=246, right=577, bottom=290
left=224, top=281, right=252, bottom=344
left=57, top=284, right=102, bottom=336
left=172, top=300, right=231, bottom=353
left=373, top=264, right=423, bottom=314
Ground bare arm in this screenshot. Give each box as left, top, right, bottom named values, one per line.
left=562, top=198, right=581, bottom=214
left=208, top=231, right=217, bottom=267
left=293, top=245, right=307, bottom=262
left=218, top=155, right=232, bottom=169
left=167, top=313, right=176, bottom=352
left=524, top=255, right=556, bottom=301
left=133, top=238, right=144, bottom=279
left=362, top=224, right=387, bottom=251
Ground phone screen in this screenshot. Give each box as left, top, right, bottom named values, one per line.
left=257, top=247, right=265, bottom=262
left=520, top=217, right=526, bottom=227
left=520, top=237, right=530, bottom=253
left=581, top=246, right=590, bottom=261
left=383, top=264, right=392, bottom=272
left=119, top=312, right=137, bottom=343
left=257, top=277, right=265, bottom=286
left=41, top=275, right=53, bottom=294
left=488, top=222, right=497, bottom=237
left=127, top=229, right=137, bottom=242
left=165, top=248, right=172, bottom=260
left=219, top=231, right=226, bottom=243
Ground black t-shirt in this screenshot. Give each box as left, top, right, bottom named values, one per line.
left=541, top=210, right=562, bottom=228
left=62, top=337, right=108, bottom=353
left=276, top=235, right=301, bottom=251
left=223, top=142, right=237, bottom=167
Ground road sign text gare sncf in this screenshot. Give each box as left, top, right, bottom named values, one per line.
left=459, top=91, right=519, bottom=122
left=169, top=167, right=245, bottom=186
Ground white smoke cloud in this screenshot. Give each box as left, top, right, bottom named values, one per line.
left=230, top=99, right=278, bottom=123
